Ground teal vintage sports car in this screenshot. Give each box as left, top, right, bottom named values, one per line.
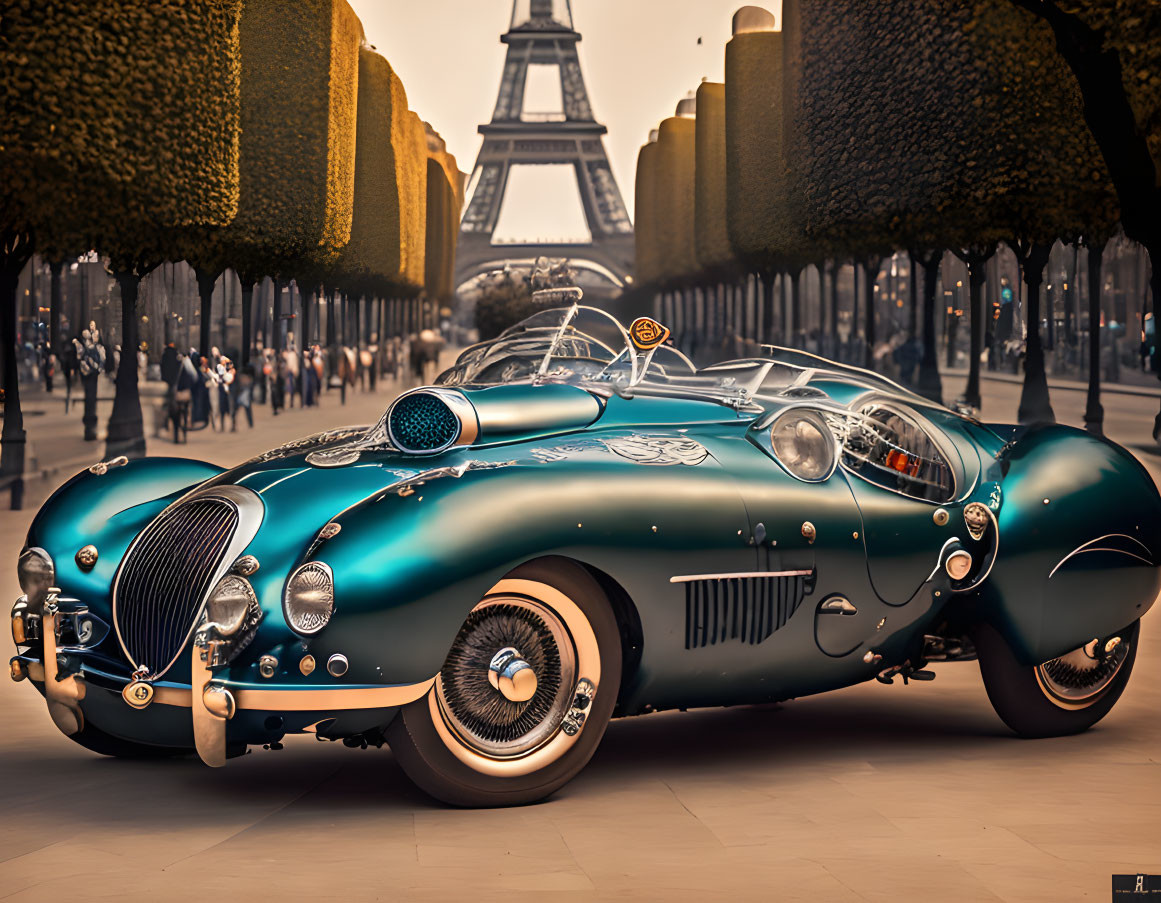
left=10, top=305, right=1161, bottom=806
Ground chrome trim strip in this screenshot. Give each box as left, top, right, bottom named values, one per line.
left=670, top=570, right=813, bottom=584
left=104, top=678, right=436, bottom=712
left=1049, top=533, right=1155, bottom=579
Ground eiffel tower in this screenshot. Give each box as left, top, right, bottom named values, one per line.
left=456, top=0, right=634, bottom=301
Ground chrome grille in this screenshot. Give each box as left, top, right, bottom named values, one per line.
left=684, top=574, right=809, bottom=649
left=113, top=497, right=239, bottom=677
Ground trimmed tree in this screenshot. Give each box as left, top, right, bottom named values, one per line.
left=0, top=0, right=243, bottom=467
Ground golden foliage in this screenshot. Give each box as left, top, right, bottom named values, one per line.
left=634, top=140, right=661, bottom=286
left=339, top=48, right=405, bottom=295
left=225, top=0, right=360, bottom=276
left=0, top=0, right=242, bottom=263
left=797, top=0, right=1117, bottom=252
left=400, top=112, right=429, bottom=292
left=1059, top=0, right=1161, bottom=187
left=694, top=82, right=732, bottom=272
left=655, top=117, right=698, bottom=282
left=725, top=28, right=810, bottom=270
left=423, top=134, right=463, bottom=302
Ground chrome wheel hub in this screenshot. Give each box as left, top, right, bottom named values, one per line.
left=1036, top=634, right=1130, bottom=708
left=437, top=596, right=576, bottom=758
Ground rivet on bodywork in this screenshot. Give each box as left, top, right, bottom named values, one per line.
left=1042, top=498, right=1050, bottom=505
left=651, top=526, right=658, bottom=533
left=75, top=545, right=98, bottom=570
left=933, top=508, right=950, bottom=526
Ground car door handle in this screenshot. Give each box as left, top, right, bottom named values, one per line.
left=819, top=597, right=857, bottom=615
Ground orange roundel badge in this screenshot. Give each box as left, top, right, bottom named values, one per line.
left=629, top=317, right=671, bottom=351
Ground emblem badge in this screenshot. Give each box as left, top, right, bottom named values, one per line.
left=628, top=317, right=670, bottom=351
left=123, top=679, right=154, bottom=709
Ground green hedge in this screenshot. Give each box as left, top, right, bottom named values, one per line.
left=225, top=0, right=360, bottom=277
left=725, top=26, right=811, bottom=270
left=694, top=82, right=732, bottom=272
left=1059, top=1, right=1161, bottom=187
left=339, top=47, right=405, bottom=296
left=633, top=139, right=661, bottom=286
left=400, top=111, right=429, bottom=293
left=655, top=116, right=699, bottom=282
left=424, top=132, right=462, bottom=302
left=0, top=0, right=242, bottom=263
left=796, top=0, right=1117, bottom=252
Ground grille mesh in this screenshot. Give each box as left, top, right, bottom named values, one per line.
left=388, top=392, right=460, bottom=452
left=684, top=575, right=807, bottom=649
left=114, top=497, right=239, bottom=676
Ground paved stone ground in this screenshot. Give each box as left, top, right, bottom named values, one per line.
left=0, top=369, right=1158, bottom=902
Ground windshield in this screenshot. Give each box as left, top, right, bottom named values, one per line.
left=437, top=306, right=701, bottom=389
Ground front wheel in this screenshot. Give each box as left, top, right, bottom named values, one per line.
left=974, top=619, right=1139, bottom=738
left=387, top=558, right=621, bottom=807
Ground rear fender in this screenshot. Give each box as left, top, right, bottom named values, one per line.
left=980, top=425, right=1161, bottom=664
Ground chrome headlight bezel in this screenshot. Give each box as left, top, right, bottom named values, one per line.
left=768, top=408, right=838, bottom=482
left=17, top=547, right=55, bottom=609
left=195, top=574, right=263, bottom=668
left=283, top=561, right=335, bottom=636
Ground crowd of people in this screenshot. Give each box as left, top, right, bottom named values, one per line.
left=11, top=325, right=447, bottom=445
left=156, top=330, right=446, bottom=444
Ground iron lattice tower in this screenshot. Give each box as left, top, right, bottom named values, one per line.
left=456, top=0, right=634, bottom=300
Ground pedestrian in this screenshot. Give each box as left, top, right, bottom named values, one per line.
left=189, top=350, right=210, bottom=430
left=75, top=326, right=105, bottom=441
left=231, top=356, right=254, bottom=430
left=172, top=351, right=197, bottom=443
left=215, top=355, right=234, bottom=431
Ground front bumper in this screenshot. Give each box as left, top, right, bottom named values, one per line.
left=14, top=603, right=434, bottom=764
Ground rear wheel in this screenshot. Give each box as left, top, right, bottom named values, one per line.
left=387, top=558, right=621, bottom=807
left=974, top=620, right=1139, bottom=738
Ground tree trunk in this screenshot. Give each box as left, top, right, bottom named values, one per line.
left=1084, top=241, right=1105, bottom=435
left=909, top=252, right=919, bottom=338
left=241, top=281, right=253, bottom=370
left=790, top=269, right=801, bottom=348
left=1016, top=242, right=1056, bottom=424
left=863, top=257, right=880, bottom=369
left=49, top=260, right=63, bottom=363
left=195, top=267, right=216, bottom=358
left=1, top=261, right=28, bottom=509
left=916, top=252, right=944, bottom=403
left=105, top=270, right=146, bottom=459
left=965, top=258, right=987, bottom=410
left=271, top=278, right=284, bottom=353
left=830, top=261, right=840, bottom=357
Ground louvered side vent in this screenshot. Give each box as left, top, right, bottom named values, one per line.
left=684, top=574, right=810, bottom=649
left=113, top=498, right=239, bottom=677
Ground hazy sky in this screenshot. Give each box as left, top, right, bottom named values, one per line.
left=350, top=0, right=782, bottom=234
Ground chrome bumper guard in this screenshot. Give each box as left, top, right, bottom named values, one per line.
left=19, top=593, right=434, bottom=767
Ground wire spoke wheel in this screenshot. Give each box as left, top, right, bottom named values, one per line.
left=436, top=596, right=577, bottom=757
left=387, top=559, right=622, bottom=807
left=1035, top=635, right=1131, bottom=709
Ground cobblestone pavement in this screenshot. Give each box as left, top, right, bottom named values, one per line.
left=0, top=372, right=1158, bottom=902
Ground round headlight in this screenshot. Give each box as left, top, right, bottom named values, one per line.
left=17, top=547, right=55, bottom=604
left=770, top=410, right=836, bottom=481
left=284, top=562, right=335, bottom=636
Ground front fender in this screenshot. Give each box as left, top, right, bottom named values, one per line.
left=980, top=425, right=1161, bottom=664
left=300, top=450, right=752, bottom=686
left=24, top=457, right=224, bottom=619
